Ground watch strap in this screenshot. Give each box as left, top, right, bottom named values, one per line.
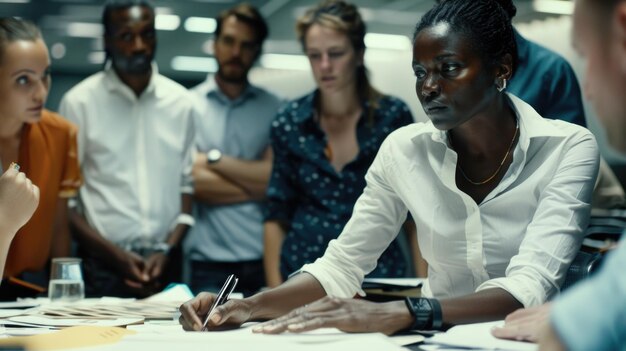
left=404, top=297, right=438, bottom=331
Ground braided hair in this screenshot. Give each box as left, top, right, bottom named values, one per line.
left=417, top=0, right=518, bottom=77
left=491, top=0, right=517, bottom=19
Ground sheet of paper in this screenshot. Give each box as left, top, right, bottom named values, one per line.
left=36, top=299, right=177, bottom=319
left=144, top=284, right=194, bottom=303
left=426, top=321, right=537, bottom=351
left=0, top=326, right=135, bottom=350
left=8, top=315, right=144, bottom=328
left=390, top=333, right=425, bottom=346
left=0, top=308, right=38, bottom=318
left=362, top=278, right=425, bottom=288
left=78, top=327, right=406, bottom=351
left=0, top=301, right=40, bottom=309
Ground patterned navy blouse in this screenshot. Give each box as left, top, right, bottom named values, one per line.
left=265, top=91, right=415, bottom=279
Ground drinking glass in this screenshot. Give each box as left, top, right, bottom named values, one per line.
left=48, top=257, right=85, bottom=302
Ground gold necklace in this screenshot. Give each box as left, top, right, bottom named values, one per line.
left=453, top=122, right=519, bottom=186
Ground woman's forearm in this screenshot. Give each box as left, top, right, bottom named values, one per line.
left=440, top=288, right=523, bottom=327
left=247, top=273, right=327, bottom=321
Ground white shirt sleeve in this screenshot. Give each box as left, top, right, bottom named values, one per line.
left=301, top=138, right=409, bottom=297
left=58, top=95, right=85, bottom=166
left=180, top=102, right=197, bottom=195
left=476, top=130, right=600, bottom=307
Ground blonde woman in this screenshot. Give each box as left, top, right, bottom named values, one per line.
left=263, top=0, right=415, bottom=287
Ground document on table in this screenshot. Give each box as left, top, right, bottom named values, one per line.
left=7, top=315, right=144, bottom=328
left=76, top=324, right=408, bottom=351
left=0, top=326, right=135, bottom=350
left=362, top=278, right=425, bottom=290
left=426, top=321, right=537, bottom=351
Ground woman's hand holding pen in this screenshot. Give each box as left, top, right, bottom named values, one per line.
left=0, top=164, right=39, bottom=240
left=252, top=297, right=413, bottom=336
left=179, top=292, right=253, bottom=331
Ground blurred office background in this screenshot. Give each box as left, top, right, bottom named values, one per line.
left=1, top=0, right=624, bottom=171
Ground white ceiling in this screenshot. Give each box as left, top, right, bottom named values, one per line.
left=0, top=0, right=572, bottom=79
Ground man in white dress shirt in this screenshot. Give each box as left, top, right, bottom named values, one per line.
left=59, top=0, right=195, bottom=297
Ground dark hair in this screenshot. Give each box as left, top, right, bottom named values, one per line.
left=215, top=3, right=268, bottom=45
left=436, top=0, right=516, bottom=19
left=0, top=17, right=42, bottom=64
left=415, top=0, right=518, bottom=77
left=492, top=0, right=517, bottom=19
left=296, top=0, right=381, bottom=123
left=102, top=0, right=154, bottom=37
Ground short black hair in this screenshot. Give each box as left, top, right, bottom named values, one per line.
left=102, top=0, right=154, bottom=37
left=215, top=3, right=268, bottom=45
left=0, top=17, right=42, bottom=64
left=416, top=0, right=518, bottom=77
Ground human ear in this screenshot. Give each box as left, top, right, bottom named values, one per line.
left=496, top=53, right=513, bottom=81
left=494, top=53, right=513, bottom=91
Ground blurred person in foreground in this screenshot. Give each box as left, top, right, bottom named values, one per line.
left=0, top=17, right=81, bottom=299
left=0, top=165, right=39, bottom=280
left=492, top=0, right=626, bottom=350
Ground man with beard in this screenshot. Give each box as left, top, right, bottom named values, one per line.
left=59, top=0, right=195, bottom=298
left=183, top=3, right=281, bottom=297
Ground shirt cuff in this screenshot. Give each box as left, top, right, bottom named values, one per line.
left=181, top=185, right=194, bottom=194
left=300, top=260, right=365, bottom=298
left=476, top=275, right=547, bottom=307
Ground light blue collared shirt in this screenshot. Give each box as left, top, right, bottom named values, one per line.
left=184, top=76, right=282, bottom=262
left=552, top=235, right=626, bottom=351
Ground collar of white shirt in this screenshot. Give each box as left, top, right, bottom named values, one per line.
left=102, top=61, right=161, bottom=101
left=409, top=93, right=569, bottom=151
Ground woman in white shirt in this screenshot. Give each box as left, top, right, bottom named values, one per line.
left=179, top=0, right=599, bottom=334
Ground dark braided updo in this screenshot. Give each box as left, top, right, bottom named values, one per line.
left=416, top=0, right=518, bottom=77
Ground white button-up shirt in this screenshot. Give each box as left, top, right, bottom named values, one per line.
left=302, top=94, right=599, bottom=308
left=59, top=65, right=195, bottom=245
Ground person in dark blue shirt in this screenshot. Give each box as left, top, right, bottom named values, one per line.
left=262, top=1, right=415, bottom=287
left=508, top=29, right=586, bottom=128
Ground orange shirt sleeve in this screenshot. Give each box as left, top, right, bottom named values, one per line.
left=59, top=122, right=82, bottom=198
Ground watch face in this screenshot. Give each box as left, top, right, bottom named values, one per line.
left=207, top=149, right=222, bottom=163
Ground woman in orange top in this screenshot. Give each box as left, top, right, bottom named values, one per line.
left=0, top=18, right=81, bottom=299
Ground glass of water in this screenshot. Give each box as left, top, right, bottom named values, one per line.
left=48, top=257, right=85, bottom=302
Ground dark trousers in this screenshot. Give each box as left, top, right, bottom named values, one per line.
left=79, top=246, right=183, bottom=298
left=190, top=259, right=264, bottom=297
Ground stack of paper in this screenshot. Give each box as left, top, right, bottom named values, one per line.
left=426, top=321, right=537, bottom=351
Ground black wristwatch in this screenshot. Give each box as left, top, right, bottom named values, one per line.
left=404, top=297, right=443, bottom=330
left=206, top=148, right=222, bottom=164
